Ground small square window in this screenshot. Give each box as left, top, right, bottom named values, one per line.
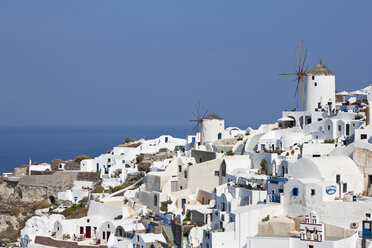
left=361, top=134, right=367, bottom=140
left=311, top=189, right=316, bottom=196
left=309, top=245, right=314, bottom=248
left=215, top=171, right=220, bottom=176
left=292, top=188, right=298, bottom=196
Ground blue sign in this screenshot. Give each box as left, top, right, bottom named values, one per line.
left=325, top=185, right=337, bottom=195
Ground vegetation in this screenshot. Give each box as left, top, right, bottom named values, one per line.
left=92, top=185, right=104, bottom=193
left=160, top=200, right=173, bottom=212
left=137, top=164, right=150, bottom=173
left=355, top=114, right=364, bottom=120
left=63, top=234, right=71, bottom=240
left=261, top=215, right=270, bottom=222
left=74, top=155, right=91, bottom=163
left=187, top=162, right=193, bottom=166
left=136, top=154, right=144, bottom=163
left=11, top=207, right=22, bottom=216
left=78, top=197, right=88, bottom=206
left=125, top=137, right=136, bottom=143
left=60, top=204, right=88, bottom=219
left=291, top=149, right=295, bottom=155
left=107, top=149, right=113, bottom=154
left=183, top=211, right=191, bottom=224
left=32, top=162, right=39, bottom=165
left=324, top=139, right=335, bottom=144
left=0, top=177, right=3, bottom=184
left=260, top=158, right=267, bottom=174
left=31, top=201, right=52, bottom=211
left=245, top=132, right=250, bottom=136
left=114, top=215, right=123, bottom=220
left=237, top=137, right=243, bottom=141
left=226, top=150, right=235, bottom=156
left=124, top=142, right=142, bottom=148
left=0, top=224, right=19, bottom=242
left=51, top=159, right=64, bottom=167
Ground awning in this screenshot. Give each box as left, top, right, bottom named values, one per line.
left=350, top=90, right=367, bottom=96
left=336, top=91, right=349, bottom=96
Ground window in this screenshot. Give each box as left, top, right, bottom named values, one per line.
left=336, top=174, right=341, bottom=184
left=338, top=125, right=341, bottom=132
left=218, top=133, right=222, bottom=139
left=311, top=189, right=316, bottom=196
left=214, top=171, right=220, bottom=176
left=308, top=245, right=314, bottom=248
left=178, top=165, right=182, bottom=172
left=87, top=219, right=90, bottom=223
left=292, top=188, right=298, bottom=196
left=108, top=224, right=110, bottom=228
left=312, top=76, right=315, bottom=80
left=314, top=82, right=317, bottom=86
left=343, top=183, right=347, bottom=193
left=103, top=232, right=105, bottom=240
left=184, top=171, right=188, bottom=178
left=154, top=195, right=158, bottom=206
left=122, top=160, right=125, bottom=164
left=327, top=125, right=330, bottom=131
left=317, top=118, right=322, bottom=121
left=108, top=158, right=111, bottom=162
left=361, top=134, right=367, bottom=140
left=261, top=144, right=265, bottom=150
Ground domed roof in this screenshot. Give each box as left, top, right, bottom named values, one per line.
left=305, top=60, right=334, bottom=76
left=280, top=131, right=305, bottom=141
left=203, top=113, right=224, bottom=120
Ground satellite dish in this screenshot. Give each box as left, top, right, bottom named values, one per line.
left=209, top=199, right=216, bottom=208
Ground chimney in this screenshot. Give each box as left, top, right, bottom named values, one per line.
left=28, top=158, right=32, bottom=175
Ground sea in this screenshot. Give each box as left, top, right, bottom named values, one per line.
left=0, top=126, right=190, bottom=174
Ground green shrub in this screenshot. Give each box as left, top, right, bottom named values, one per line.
left=183, top=211, right=191, bottom=223
left=355, top=114, right=364, bottom=120
left=245, top=132, right=250, bottom=136
left=260, top=158, right=267, bottom=174
left=160, top=200, right=173, bottom=212
left=78, top=197, right=88, bottom=206
left=226, top=150, right=235, bottom=156
left=74, top=155, right=91, bottom=163
left=237, top=137, right=243, bottom=141
left=136, top=154, right=144, bottom=163
left=114, top=215, right=123, bottom=220
left=63, top=234, right=71, bottom=240
left=137, top=164, right=150, bottom=173
left=324, top=139, right=335, bottom=144
left=262, top=215, right=270, bottom=222
left=92, top=185, right=104, bottom=193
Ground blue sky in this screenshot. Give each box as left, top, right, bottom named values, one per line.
left=0, top=1, right=371, bottom=129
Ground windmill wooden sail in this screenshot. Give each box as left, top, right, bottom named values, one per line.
left=190, top=101, right=208, bottom=132
left=279, top=40, right=308, bottom=109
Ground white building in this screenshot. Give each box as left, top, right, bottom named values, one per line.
left=304, top=60, right=336, bottom=112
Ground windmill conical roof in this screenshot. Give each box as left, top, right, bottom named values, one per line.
left=203, top=113, right=224, bottom=120
left=306, top=60, right=334, bottom=76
